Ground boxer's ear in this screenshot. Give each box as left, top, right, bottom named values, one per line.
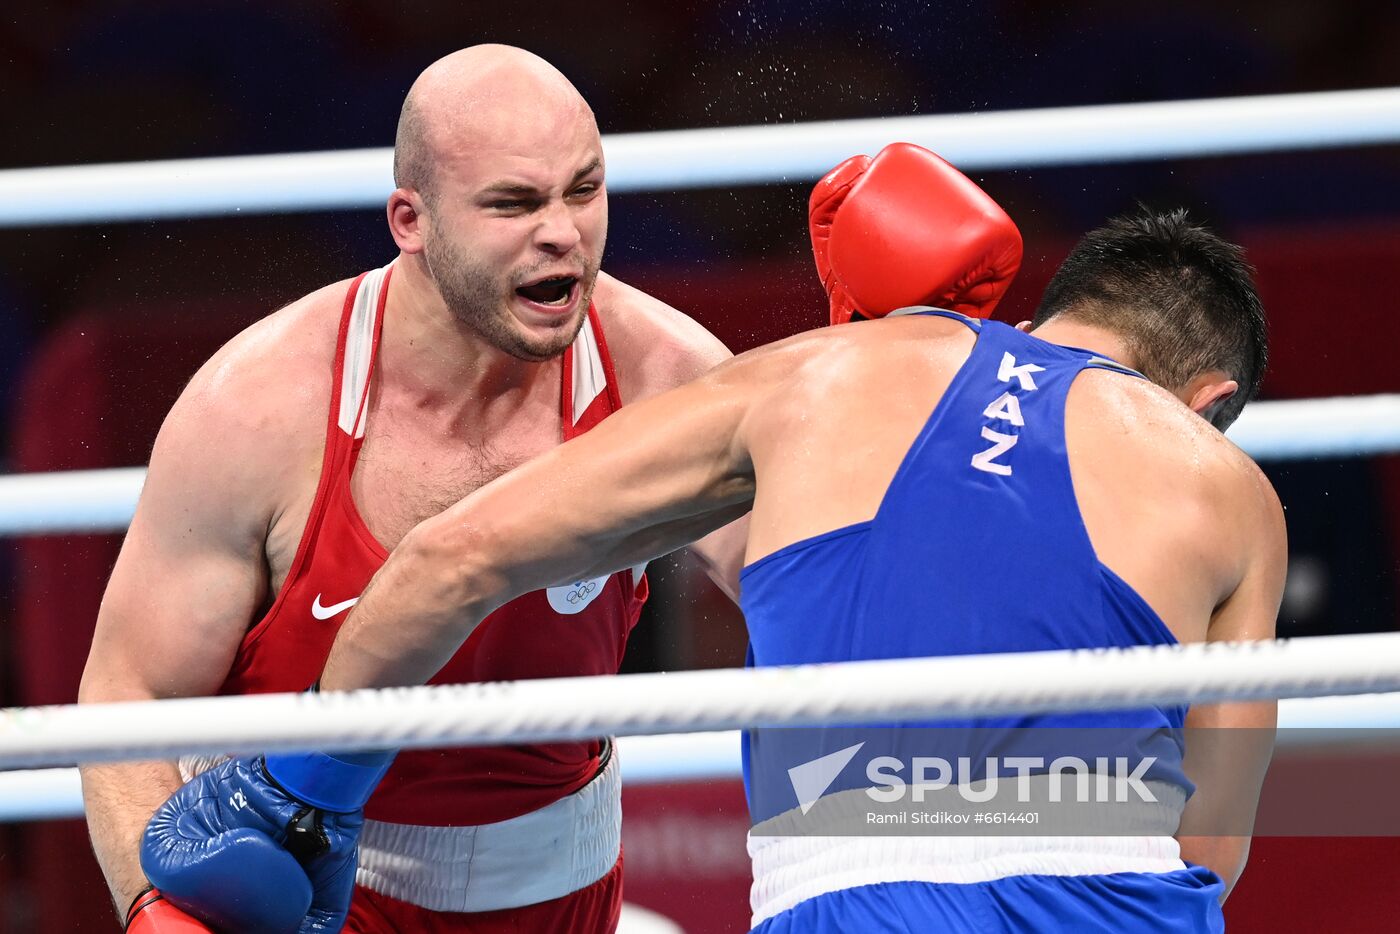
left=1181, top=371, right=1239, bottom=429
left=387, top=188, right=427, bottom=254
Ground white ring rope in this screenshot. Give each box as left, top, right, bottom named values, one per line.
left=0, top=87, right=1396, bottom=226
left=1, top=394, right=1394, bottom=536
left=5, top=694, right=1395, bottom=823
left=5, top=632, right=1400, bottom=774
left=0, top=466, right=146, bottom=535
left=1222, top=393, right=1400, bottom=460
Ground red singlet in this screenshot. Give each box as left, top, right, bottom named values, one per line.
left=218, top=263, right=647, bottom=827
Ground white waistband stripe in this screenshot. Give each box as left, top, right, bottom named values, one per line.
left=748, top=833, right=1186, bottom=925
left=356, top=746, right=622, bottom=912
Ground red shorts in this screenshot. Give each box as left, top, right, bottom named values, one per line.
left=344, top=854, right=624, bottom=933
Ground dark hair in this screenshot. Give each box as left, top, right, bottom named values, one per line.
left=1032, top=207, right=1266, bottom=430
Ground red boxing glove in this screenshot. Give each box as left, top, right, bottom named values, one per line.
left=125, top=888, right=213, bottom=933
left=809, top=142, right=1022, bottom=325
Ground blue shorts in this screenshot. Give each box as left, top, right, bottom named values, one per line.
left=750, top=867, right=1224, bottom=933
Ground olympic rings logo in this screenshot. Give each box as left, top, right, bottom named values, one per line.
left=565, top=580, right=600, bottom=605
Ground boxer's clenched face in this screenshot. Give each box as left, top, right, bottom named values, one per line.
left=420, top=94, right=607, bottom=362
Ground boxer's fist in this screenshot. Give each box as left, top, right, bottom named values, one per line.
left=124, top=888, right=212, bottom=932
left=808, top=142, right=1022, bottom=325
left=142, top=750, right=390, bottom=934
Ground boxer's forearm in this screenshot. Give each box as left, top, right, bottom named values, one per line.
left=1178, top=699, right=1274, bottom=903
left=318, top=521, right=500, bottom=690
left=80, top=760, right=186, bottom=919
left=319, top=489, right=749, bottom=691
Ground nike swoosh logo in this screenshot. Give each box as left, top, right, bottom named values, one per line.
left=311, top=594, right=360, bottom=620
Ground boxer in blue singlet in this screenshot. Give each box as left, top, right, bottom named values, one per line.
left=741, top=309, right=1226, bottom=932
left=148, top=148, right=1283, bottom=933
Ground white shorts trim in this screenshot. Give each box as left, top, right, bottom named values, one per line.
left=356, top=743, right=622, bottom=913
left=750, top=832, right=1188, bottom=926
left=748, top=776, right=1187, bottom=926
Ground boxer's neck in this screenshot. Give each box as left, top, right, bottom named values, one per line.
left=1026, top=318, right=1138, bottom=372
left=381, top=257, right=557, bottom=406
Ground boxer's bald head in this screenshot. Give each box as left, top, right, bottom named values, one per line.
left=388, top=46, right=608, bottom=362
left=394, top=45, right=598, bottom=204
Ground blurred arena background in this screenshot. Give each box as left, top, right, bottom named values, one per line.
left=0, top=1, right=1397, bottom=930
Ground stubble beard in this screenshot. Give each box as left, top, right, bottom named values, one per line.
left=423, top=231, right=600, bottom=363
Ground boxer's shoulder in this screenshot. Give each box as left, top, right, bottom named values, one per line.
left=772, top=315, right=974, bottom=398
left=1073, top=368, right=1250, bottom=475
left=239, top=278, right=349, bottom=383
left=178, top=279, right=347, bottom=427
left=146, top=279, right=352, bottom=526
left=1070, top=369, right=1282, bottom=548
left=589, top=271, right=731, bottom=404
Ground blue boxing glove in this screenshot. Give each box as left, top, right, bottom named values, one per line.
left=141, top=749, right=392, bottom=934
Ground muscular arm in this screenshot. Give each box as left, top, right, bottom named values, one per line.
left=77, top=343, right=290, bottom=917
left=1177, top=467, right=1287, bottom=900
left=320, top=347, right=781, bottom=691
left=598, top=273, right=751, bottom=601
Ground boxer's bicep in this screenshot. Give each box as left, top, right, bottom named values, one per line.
left=1177, top=473, right=1286, bottom=900
left=81, top=401, right=271, bottom=708
left=80, top=377, right=277, bottom=914
left=607, top=292, right=751, bottom=601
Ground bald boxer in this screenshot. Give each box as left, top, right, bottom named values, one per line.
left=79, top=45, right=747, bottom=933
left=147, top=147, right=1281, bottom=931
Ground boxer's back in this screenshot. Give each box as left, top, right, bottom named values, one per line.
left=742, top=310, right=1260, bottom=653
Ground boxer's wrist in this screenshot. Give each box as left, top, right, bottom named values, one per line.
left=124, top=886, right=210, bottom=932
left=125, top=885, right=157, bottom=930
left=261, top=749, right=395, bottom=813
left=259, top=681, right=395, bottom=813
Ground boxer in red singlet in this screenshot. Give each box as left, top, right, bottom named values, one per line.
left=79, top=45, right=745, bottom=933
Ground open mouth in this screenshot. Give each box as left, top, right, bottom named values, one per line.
left=515, top=276, right=578, bottom=307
